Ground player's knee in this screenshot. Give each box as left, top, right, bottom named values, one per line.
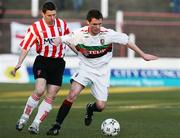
left=67, top=87, right=81, bottom=102
left=34, top=87, right=45, bottom=97
left=66, top=92, right=78, bottom=102
left=96, top=103, right=106, bottom=111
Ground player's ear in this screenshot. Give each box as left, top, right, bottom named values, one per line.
left=41, top=10, right=45, bottom=17
left=86, top=20, right=90, bottom=25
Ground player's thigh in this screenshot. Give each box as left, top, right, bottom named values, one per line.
left=34, top=78, right=46, bottom=95
left=66, top=81, right=85, bottom=101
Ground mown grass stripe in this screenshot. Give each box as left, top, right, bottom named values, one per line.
left=0, top=87, right=179, bottom=98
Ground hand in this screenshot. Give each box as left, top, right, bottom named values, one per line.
left=142, top=53, right=158, bottom=61
left=10, top=65, right=21, bottom=77
left=53, top=37, right=62, bottom=46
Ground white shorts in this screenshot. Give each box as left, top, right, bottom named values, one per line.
left=71, top=69, right=110, bottom=101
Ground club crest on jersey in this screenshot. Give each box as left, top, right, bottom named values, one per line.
left=100, top=39, right=105, bottom=45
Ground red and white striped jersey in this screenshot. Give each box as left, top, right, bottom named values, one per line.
left=20, top=18, right=70, bottom=58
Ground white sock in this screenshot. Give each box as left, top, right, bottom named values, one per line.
left=21, top=93, right=40, bottom=119
left=33, top=97, right=53, bottom=124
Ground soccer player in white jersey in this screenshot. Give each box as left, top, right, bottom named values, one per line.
left=11, top=1, right=72, bottom=134
left=46, top=9, right=158, bottom=135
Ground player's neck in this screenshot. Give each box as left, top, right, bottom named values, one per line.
left=89, top=31, right=101, bottom=36
left=44, top=18, right=55, bottom=26
left=46, top=21, right=54, bottom=26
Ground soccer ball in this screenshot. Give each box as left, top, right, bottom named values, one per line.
left=101, top=118, right=120, bottom=136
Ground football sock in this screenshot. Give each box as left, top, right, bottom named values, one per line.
left=89, top=102, right=102, bottom=112
left=22, top=93, right=40, bottom=119
left=56, top=99, right=73, bottom=125
left=33, top=97, right=53, bottom=124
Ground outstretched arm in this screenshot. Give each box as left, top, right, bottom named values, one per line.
left=64, top=42, right=78, bottom=55
left=126, top=41, right=158, bottom=61
left=54, top=36, right=78, bottom=55
left=11, top=49, right=28, bottom=76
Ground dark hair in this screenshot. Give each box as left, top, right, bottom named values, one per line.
left=86, top=9, right=103, bottom=22
left=41, top=1, right=56, bottom=13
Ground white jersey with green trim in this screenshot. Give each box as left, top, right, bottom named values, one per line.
left=62, top=26, right=129, bottom=75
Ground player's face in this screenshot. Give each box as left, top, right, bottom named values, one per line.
left=42, top=10, right=56, bottom=26
left=88, top=18, right=102, bottom=36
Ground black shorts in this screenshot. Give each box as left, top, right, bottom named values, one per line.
left=33, top=55, right=66, bottom=86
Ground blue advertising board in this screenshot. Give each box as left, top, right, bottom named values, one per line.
left=27, top=67, right=180, bottom=87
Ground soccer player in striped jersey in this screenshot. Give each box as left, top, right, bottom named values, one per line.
left=11, top=1, right=73, bottom=134
left=46, top=9, right=158, bottom=135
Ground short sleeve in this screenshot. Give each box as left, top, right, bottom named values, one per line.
left=20, top=26, right=37, bottom=51
left=107, top=29, right=129, bottom=45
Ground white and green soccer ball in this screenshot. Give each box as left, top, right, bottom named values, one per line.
left=101, top=118, right=120, bottom=136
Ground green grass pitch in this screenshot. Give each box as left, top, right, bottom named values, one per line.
left=0, top=83, right=180, bottom=138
